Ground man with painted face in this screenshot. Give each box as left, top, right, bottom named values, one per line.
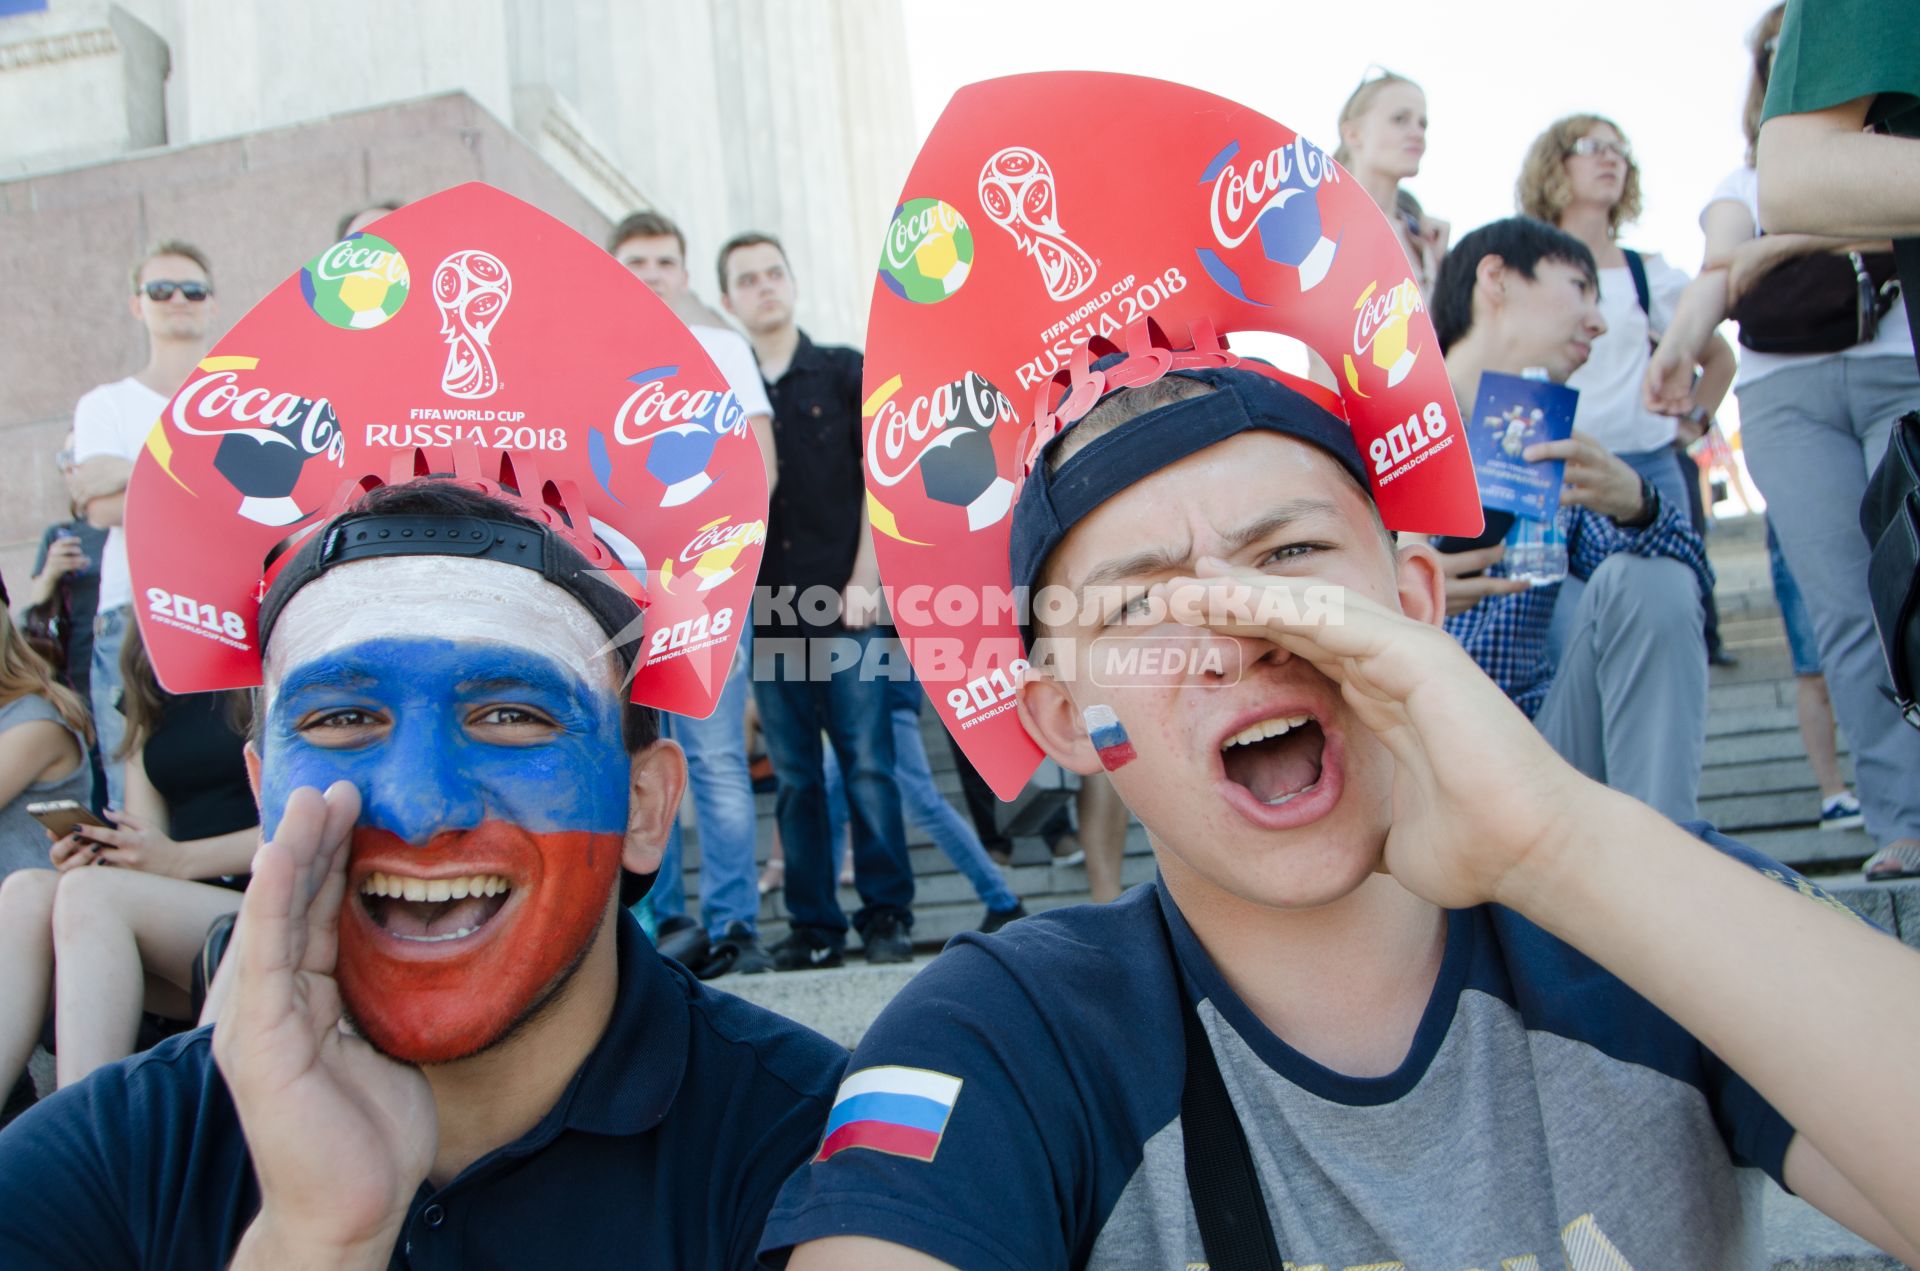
left=0, top=480, right=846, bottom=1269
left=761, top=361, right=1920, bottom=1265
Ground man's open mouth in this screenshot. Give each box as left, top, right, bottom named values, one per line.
left=358, top=872, right=515, bottom=944
left=1221, top=713, right=1326, bottom=807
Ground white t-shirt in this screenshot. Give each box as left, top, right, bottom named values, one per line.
left=1566, top=251, right=1690, bottom=454
left=690, top=325, right=772, bottom=419
left=71, top=376, right=168, bottom=615
left=1707, top=164, right=1915, bottom=391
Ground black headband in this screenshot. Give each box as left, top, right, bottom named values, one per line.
left=257, top=511, right=644, bottom=667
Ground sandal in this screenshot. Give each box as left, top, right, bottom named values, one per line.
left=1863, top=840, right=1920, bottom=883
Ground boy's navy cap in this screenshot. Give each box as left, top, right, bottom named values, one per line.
left=1008, top=359, right=1370, bottom=638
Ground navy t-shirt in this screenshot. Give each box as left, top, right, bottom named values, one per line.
left=0, top=911, right=846, bottom=1269
left=762, top=825, right=1813, bottom=1270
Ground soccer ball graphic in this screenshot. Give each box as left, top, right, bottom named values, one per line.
left=880, top=198, right=974, bottom=304
left=300, top=233, right=411, bottom=332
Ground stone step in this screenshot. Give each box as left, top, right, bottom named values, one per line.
left=1741, top=825, right=1877, bottom=872
left=1706, top=728, right=1851, bottom=769
left=1698, top=756, right=1852, bottom=802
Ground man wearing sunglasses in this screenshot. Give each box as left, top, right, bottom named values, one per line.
left=69, top=241, right=217, bottom=808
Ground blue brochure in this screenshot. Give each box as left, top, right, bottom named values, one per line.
left=1465, top=371, right=1579, bottom=519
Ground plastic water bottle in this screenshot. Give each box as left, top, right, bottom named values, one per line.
left=1503, top=365, right=1567, bottom=586
left=1504, top=514, right=1567, bottom=586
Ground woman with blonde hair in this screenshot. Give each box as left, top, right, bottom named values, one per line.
left=0, top=571, right=91, bottom=881
left=0, top=620, right=256, bottom=1110
left=1647, top=3, right=1920, bottom=880
left=1335, top=68, right=1448, bottom=293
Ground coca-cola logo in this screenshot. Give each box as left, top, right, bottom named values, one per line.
left=612, top=377, right=749, bottom=447
left=170, top=367, right=346, bottom=465
left=866, top=371, right=1015, bottom=487
left=886, top=201, right=962, bottom=271
left=1208, top=135, right=1338, bottom=250
left=316, top=239, right=410, bottom=287
left=680, top=518, right=766, bottom=564
left=1353, top=279, right=1423, bottom=356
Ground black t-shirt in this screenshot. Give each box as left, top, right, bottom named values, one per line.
left=143, top=692, right=256, bottom=843
left=758, top=331, right=866, bottom=626
left=0, top=912, right=847, bottom=1269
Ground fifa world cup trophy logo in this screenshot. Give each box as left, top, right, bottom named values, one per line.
left=433, top=250, right=512, bottom=400
left=977, top=146, right=1097, bottom=303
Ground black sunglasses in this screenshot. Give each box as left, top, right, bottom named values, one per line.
left=141, top=280, right=211, bottom=302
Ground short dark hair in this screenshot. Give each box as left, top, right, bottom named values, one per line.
left=608, top=211, right=685, bottom=260
left=261, top=479, right=659, bottom=755
left=1430, top=217, right=1597, bottom=352
left=716, top=231, right=787, bottom=294
left=133, top=240, right=213, bottom=292
left=335, top=202, right=402, bottom=241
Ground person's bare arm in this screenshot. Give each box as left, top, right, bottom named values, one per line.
left=789, top=1236, right=959, bottom=1271
left=1645, top=200, right=1757, bottom=415
left=0, top=719, right=80, bottom=808
left=68, top=456, right=133, bottom=526
left=1155, top=565, right=1920, bottom=1260
left=748, top=412, right=778, bottom=496
left=79, top=749, right=259, bottom=878
left=841, top=501, right=882, bottom=630
left=1690, top=330, right=1736, bottom=421
left=1757, top=96, right=1920, bottom=237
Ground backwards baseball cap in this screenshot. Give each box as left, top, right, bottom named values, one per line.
left=860, top=72, right=1485, bottom=798
left=124, top=182, right=770, bottom=721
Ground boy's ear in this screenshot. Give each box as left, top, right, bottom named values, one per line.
left=621, top=739, right=687, bottom=875
left=242, top=743, right=263, bottom=809
left=1013, top=661, right=1104, bottom=777
left=1393, top=540, right=1449, bottom=629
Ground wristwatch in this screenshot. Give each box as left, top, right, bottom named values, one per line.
left=1683, top=405, right=1711, bottom=429
left=1616, top=475, right=1659, bottom=530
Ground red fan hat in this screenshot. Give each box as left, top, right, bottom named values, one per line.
left=125, top=182, right=767, bottom=719
left=862, top=73, right=1482, bottom=797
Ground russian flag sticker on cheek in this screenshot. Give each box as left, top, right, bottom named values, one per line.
left=1084, top=704, right=1136, bottom=772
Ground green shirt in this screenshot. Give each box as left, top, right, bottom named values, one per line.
left=1762, top=0, right=1920, bottom=133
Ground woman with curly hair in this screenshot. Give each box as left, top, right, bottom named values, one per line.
left=1517, top=113, right=1737, bottom=663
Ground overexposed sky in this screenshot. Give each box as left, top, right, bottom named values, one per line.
left=901, top=0, right=1767, bottom=276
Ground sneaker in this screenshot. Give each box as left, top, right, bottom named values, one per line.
left=706, top=922, right=774, bottom=977
left=1049, top=834, right=1085, bottom=868
left=768, top=929, right=844, bottom=972
left=1820, top=792, right=1864, bottom=831
left=978, top=903, right=1027, bottom=934
left=861, top=912, right=913, bottom=965
left=655, top=915, right=709, bottom=970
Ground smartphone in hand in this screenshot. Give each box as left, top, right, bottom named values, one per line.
left=26, top=800, right=109, bottom=842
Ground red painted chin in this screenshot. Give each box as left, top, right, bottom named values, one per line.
left=336, top=822, right=623, bottom=1065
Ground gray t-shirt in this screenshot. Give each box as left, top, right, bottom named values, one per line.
left=766, top=826, right=1807, bottom=1270
left=0, top=694, right=91, bottom=879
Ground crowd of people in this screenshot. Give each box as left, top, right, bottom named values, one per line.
left=1, top=0, right=1918, bottom=1265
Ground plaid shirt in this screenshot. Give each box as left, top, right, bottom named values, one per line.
left=1443, top=498, right=1713, bottom=718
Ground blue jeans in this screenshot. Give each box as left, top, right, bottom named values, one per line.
left=89, top=606, right=129, bottom=810
left=826, top=676, right=1018, bottom=912
left=653, top=631, right=759, bottom=937
left=752, top=626, right=911, bottom=944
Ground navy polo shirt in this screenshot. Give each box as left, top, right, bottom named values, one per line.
left=0, top=911, right=845, bottom=1269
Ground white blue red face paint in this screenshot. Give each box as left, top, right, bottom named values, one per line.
left=1083, top=703, right=1136, bottom=771
left=261, top=622, right=631, bottom=1065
